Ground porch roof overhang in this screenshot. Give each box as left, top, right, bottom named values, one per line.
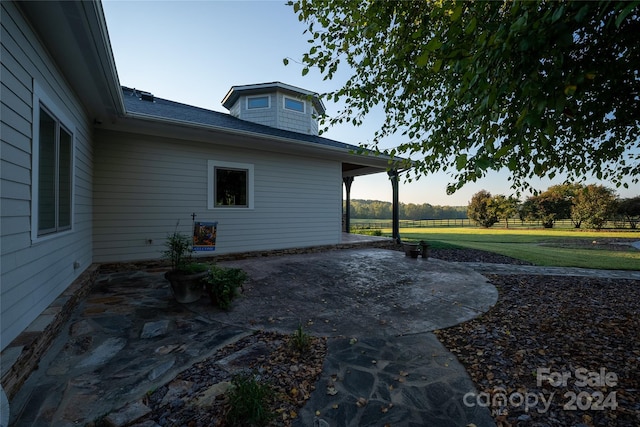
left=17, top=1, right=125, bottom=122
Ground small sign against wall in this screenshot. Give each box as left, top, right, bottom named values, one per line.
left=193, top=221, right=217, bottom=252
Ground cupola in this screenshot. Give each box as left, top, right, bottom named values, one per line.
left=221, top=82, right=326, bottom=136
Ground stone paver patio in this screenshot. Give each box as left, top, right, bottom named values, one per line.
left=6, top=248, right=499, bottom=426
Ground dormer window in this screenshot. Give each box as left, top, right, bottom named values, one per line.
left=247, top=95, right=269, bottom=109
left=284, top=96, right=305, bottom=113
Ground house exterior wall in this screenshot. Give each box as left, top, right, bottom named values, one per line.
left=1, top=2, right=94, bottom=350
left=274, top=91, right=318, bottom=136
left=228, top=100, right=241, bottom=119
left=239, top=94, right=277, bottom=129
left=93, top=129, right=342, bottom=263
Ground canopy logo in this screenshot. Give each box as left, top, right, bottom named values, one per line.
left=463, top=367, right=618, bottom=415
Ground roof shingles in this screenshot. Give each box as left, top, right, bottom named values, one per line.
left=122, top=87, right=357, bottom=151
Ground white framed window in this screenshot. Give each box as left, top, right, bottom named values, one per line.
left=247, top=95, right=270, bottom=109
left=208, top=160, right=254, bottom=209
left=284, top=96, right=305, bottom=113
left=32, top=82, right=75, bottom=241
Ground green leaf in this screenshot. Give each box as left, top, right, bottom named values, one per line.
left=563, top=85, right=577, bottom=96
left=575, top=4, right=589, bottom=23
left=615, top=2, right=638, bottom=28
left=302, top=67, right=309, bottom=76
left=283, top=58, right=289, bottom=66
left=425, top=37, right=443, bottom=52
left=476, top=156, right=492, bottom=171
left=465, top=17, right=477, bottom=35
left=432, top=59, right=443, bottom=73
left=450, top=5, right=463, bottom=22
left=416, top=51, right=430, bottom=67
left=455, top=154, right=467, bottom=170
left=551, top=5, right=565, bottom=23
left=495, top=145, right=511, bottom=158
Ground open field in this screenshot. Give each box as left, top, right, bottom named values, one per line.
left=363, top=226, right=640, bottom=270
left=350, top=218, right=636, bottom=229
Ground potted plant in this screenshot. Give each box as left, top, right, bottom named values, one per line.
left=205, top=265, right=248, bottom=309
left=163, top=232, right=209, bottom=303
left=402, top=241, right=421, bottom=258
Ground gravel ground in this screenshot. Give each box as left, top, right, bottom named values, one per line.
left=433, top=251, right=640, bottom=427
left=124, top=248, right=638, bottom=427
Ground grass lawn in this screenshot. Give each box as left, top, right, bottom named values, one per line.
left=377, top=227, right=640, bottom=270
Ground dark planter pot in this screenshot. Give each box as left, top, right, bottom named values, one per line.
left=164, top=271, right=207, bottom=303
left=419, top=241, right=429, bottom=259
left=403, top=243, right=420, bottom=258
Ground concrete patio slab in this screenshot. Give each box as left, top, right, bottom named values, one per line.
left=213, top=248, right=498, bottom=338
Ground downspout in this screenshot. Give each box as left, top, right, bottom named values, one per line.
left=388, top=170, right=401, bottom=243
left=343, top=176, right=354, bottom=233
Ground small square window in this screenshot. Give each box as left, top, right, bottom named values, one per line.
left=215, top=167, right=248, bottom=207
left=208, top=160, right=254, bottom=209
left=284, top=97, right=305, bottom=113
left=247, top=96, right=269, bottom=109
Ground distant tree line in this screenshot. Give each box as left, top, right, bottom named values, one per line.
left=467, top=184, right=640, bottom=229
left=345, top=199, right=467, bottom=220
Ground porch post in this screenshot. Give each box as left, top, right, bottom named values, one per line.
left=343, top=176, right=354, bottom=233
left=388, top=170, right=401, bottom=243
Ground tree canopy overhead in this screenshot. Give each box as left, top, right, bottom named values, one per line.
left=288, top=0, right=640, bottom=193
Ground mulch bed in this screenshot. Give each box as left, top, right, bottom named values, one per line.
left=434, top=273, right=640, bottom=427
left=430, top=248, right=536, bottom=265
left=135, top=331, right=326, bottom=426
left=123, top=248, right=638, bottom=427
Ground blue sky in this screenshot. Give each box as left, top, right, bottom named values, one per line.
left=102, top=1, right=635, bottom=206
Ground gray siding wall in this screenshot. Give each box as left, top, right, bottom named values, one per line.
left=232, top=92, right=319, bottom=136
left=1, top=2, right=94, bottom=350
left=239, top=94, right=277, bottom=128
left=228, top=100, right=241, bottom=119
left=274, top=91, right=317, bottom=135
left=93, top=130, right=342, bottom=263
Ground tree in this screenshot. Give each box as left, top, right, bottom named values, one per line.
left=543, top=183, right=583, bottom=227
left=289, top=1, right=640, bottom=193
left=571, top=185, right=618, bottom=230
left=617, top=196, right=640, bottom=229
left=523, top=184, right=579, bottom=228
left=491, top=195, right=520, bottom=228
left=467, top=190, right=498, bottom=228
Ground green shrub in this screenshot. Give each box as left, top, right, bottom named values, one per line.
left=225, top=372, right=274, bottom=426
left=290, top=324, right=311, bottom=353
left=163, top=232, right=191, bottom=271
left=205, top=265, right=248, bottom=309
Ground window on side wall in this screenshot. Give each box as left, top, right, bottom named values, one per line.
left=208, top=160, right=254, bottom=209
left=247, top=96, right=269, bottom=109
left=284, top=96, right=305, bottom=113
left=33, top=83, right=74, bottom=239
